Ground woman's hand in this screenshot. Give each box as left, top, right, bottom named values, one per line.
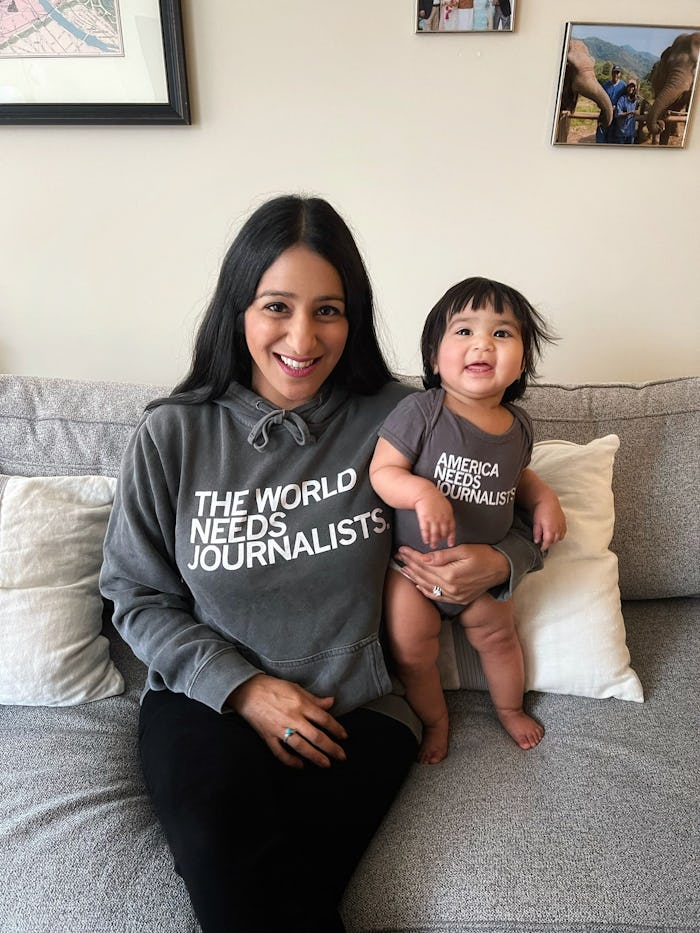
left=396, top=543, right=509, bottom=606
left=226, top=674, right=348, bottom=769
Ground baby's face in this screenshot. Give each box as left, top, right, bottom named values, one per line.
left=434, top=302, right=525, bottom=411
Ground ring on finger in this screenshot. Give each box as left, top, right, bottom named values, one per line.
left=283, top=727, right=296, bottom=744
left=432, top=584, right=443, bottom=598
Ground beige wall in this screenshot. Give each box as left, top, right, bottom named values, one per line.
left=1, top=0, right=698, bottom=385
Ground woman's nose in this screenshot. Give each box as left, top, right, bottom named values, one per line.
left=287, top=312, right=318, bottom=355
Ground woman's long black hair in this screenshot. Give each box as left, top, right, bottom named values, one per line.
left=149, top=195, right=393, bottom=409
left=420, top=276, right=556, bottom=403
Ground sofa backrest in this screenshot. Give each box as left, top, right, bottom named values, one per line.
left=0, top=375, right=167, bottom=479
left=1, top=373, right=697, bottom=601
left=520, top=378, right=699, bottom=601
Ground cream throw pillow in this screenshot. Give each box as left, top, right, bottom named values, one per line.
left=438, top=435, right=644, bottom=702
left=0, top=474, right=124, bottom=706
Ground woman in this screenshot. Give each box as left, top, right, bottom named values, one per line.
left=100, top=195, right=541, bottom=932
left=439, top=0, right=459, bottom=31
left=473, top=0, right=493, bottom=30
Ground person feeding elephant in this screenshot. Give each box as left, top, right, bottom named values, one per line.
left=614, top=80, right=640, bottom=144
left=596, top=65, right=627, bottom=143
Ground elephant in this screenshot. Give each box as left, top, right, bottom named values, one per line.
left=646, top=32, right=700, bottom=145
left=556, top=38, right=614, bottom=142
left=635, top=97, right=659, bottom=145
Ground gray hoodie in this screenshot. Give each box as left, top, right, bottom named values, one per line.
left=101, top=380, right=539, bottom=734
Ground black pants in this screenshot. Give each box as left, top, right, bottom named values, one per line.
left=139, top=689, right=417, bottom=933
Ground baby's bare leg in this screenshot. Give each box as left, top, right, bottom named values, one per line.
left=459, top=594, right=543, bottom=750
left=384, top=569, right=449, bottom=764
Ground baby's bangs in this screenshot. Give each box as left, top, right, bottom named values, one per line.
left=446, top=280, right=512, bottom=319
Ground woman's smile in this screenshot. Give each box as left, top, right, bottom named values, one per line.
left=277, top=354, right=320, bottom=373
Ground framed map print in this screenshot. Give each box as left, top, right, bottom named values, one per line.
left=0, top=0, right=190, bottom=124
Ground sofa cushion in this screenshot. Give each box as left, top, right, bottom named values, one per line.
left=520, top=377, right=700, bottom=600
left=438, top=435, right=643, bottom=702
left=343, top=597, right=700, bottom=932
left=0, top=623, right=198, bottom=932
left=0, top=473, right=124, bottom=706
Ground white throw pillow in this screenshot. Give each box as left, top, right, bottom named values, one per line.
left=0, top=474, right=124, bottom=706
left=438, top=435, right=644, bottom=702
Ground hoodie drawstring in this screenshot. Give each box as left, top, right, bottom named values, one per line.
left=247, top=406, right=313, bottom=451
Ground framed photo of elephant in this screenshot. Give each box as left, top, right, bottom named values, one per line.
left=415, top=1, right=515, bottom=34
left=552, top=22, right=700, bottom=147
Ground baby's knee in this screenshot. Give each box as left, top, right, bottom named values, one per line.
left=459, top=592, right=504, bottom=629
left=476, top=622, right=517, bottom=655
left=392, top=629, right=441, bottom=672
left=460, top=600, right=516, bottom=653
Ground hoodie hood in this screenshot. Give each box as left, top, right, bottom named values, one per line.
left=214, top=382, right=351, bottom=451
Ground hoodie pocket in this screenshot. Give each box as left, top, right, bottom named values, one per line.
left=253, top=634, right=392, bottom=716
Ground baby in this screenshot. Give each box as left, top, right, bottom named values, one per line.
left=370, top=277, right=566, bottom=763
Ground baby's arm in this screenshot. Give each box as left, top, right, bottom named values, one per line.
left=370, top=437, right=456, bottom=549
left=516, top=467, right=567, bottom=551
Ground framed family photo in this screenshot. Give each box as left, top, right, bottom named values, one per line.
left=552, top=22, right=700, bottom=147
left=0, top=0, right=190, bottom=124
left=416, top=0, right=515, bottom=34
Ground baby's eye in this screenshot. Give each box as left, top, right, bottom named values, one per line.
left=494, top=329, right=513, bottom=338
left=455, top=327, right=472, bottom=336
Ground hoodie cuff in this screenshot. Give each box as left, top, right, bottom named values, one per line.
left=188, top=647, right=262, bottom=713
left=491, top=508, right=544, bottom=601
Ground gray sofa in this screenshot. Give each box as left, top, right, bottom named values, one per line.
left=0, top=373, right=698, bottom=933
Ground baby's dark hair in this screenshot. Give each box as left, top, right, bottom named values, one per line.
left=421, top=276, right=556, bottom=402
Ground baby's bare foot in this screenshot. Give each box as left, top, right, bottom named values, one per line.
left=497, top=709, right=544, bottom=750
left=417, top=715, right=449, bottom=764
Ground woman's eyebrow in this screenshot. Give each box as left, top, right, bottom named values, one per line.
left=256, top=289, right=295, bottom=299
left=256, top=289, right=345, bottom=302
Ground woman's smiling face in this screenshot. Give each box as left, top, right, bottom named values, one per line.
left=244, top=245, right=348, bottom=409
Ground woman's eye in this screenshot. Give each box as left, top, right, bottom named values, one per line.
left=265, top=302, right=287, bottom=313
left=317, top=305, right=344, bottom=317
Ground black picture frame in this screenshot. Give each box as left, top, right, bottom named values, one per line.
left=0, top=0, right=190, bottom=125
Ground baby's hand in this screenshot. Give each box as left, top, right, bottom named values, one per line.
left=415, top=488, right=456, bottom=550
left=532, top=490, right=567, bottom=551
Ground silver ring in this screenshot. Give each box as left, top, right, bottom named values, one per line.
left=432, top=584, right=443, bottom=598
left=283, top=727, right=296, bottom=744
